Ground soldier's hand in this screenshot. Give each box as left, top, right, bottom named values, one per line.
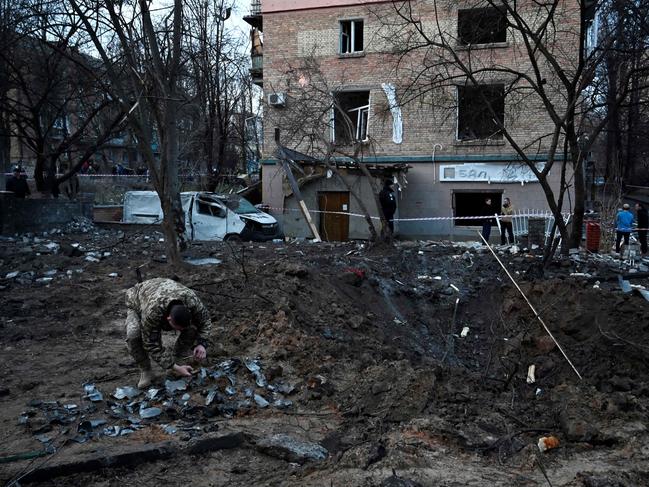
left=173, top=364, right=194, bottom=377
left=193, top=345, right=206, bottom=361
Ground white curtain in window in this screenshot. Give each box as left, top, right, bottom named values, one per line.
left=381, top=83, right=403, bottom=144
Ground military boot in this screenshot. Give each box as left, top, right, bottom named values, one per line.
left=138, top=368, right=154, bottom=389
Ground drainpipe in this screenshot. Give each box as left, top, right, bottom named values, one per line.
left=432, top=143, right=443, bottom=184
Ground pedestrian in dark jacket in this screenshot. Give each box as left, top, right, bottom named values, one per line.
left=5, top=166, right=30, bottom=198
left=636, top=202, right=648, bottom=255
left=481, top=197, right=496, bottom=243
left=379, top=179, right=397, bottom=234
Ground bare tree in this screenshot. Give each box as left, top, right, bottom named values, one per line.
left=69, top=0, right=189, bottom=265
left=268, top=54, right=402, bottom=243
left=372, top=0, right=649, bottom=254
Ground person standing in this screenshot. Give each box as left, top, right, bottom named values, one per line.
left=481, top=197, right=496, bottom=243
left=615, top=203, right=634, bottom=254
left=636, top=202, right=648, bottom=256
left=5, top=166, right=31, bottom=198
left=379, top=179, right=397, bottom=234
left=500, top=197, right=515, bottom=245
left=125, top=278, right=212, bottom=388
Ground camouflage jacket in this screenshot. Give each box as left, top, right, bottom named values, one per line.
left=125, top=278, right=212, bottom=369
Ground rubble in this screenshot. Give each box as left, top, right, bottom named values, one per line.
left=1, top=229, right=648, bottom=485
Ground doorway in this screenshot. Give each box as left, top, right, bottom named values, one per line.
left=453, top=191, right=502, bottom=226
left=318, top=191, right=350, bottom=241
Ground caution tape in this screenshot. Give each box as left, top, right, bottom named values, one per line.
left=264, top=206, right=649, bottom=230
left=263, top=206, right=569, bottom=223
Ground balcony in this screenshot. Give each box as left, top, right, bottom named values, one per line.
left=250, top=54, right=263, bottom=87
left=244, top=1, right=262, bottom=30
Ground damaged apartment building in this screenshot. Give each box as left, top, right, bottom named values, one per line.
left=245, top=0, right=585, bottom=241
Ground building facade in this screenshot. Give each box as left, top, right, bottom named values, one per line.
left=246, top=0, right=581, bottom=241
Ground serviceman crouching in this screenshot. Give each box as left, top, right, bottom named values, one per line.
left=125, top=278, right=211, bottom=388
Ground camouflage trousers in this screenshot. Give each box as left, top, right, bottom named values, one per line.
left=125, top=309, right=198, bottom=371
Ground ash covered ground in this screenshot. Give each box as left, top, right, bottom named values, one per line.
left=1, top=221, right=648, bottom=486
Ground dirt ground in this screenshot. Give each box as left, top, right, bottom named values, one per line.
left=1, top=222, right=648, bottom=486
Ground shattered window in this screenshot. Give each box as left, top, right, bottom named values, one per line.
left=457, top=84, right=505, bottom=141
left=458, top=7, right=507, bottom=45
left=332, top=91, right=370, bottom=144
left=220, top=196, right=259, bottom=215
left=197, top=196, right=225, bottom=217
left=340, top=19, right=364, bottom=54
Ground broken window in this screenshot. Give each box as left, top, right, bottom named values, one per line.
left=340, top=19, right=364, bottom=54
left=458, top=7, right=507, bottom=45
left=457, top=84, right=505, bottom=141
left=196, top=196, right=226, bottom=217
left=332, top=91, right=370, bottom=144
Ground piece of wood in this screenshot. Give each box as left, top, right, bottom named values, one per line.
left=279, top=155, right=321, bottom=242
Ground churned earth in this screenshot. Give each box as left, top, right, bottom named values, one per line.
left=0, top=222, right=648, bottom=486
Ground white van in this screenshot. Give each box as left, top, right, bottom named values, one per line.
left=122, top=191, right=283, bottom=242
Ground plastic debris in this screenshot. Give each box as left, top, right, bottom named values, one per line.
left=527, top=365, right=536, bottom=384
left=165, top=379, right=188, bottom=394
left=460, top=326, right=470, bottom=338
left=162, top=424, right=177, bottom=435
left=185, top=257, right=222, bottom=266
left=108, top=273, right=119, bottom=278
left=618, top=275, right=632, bottom=293
left=5, top=271, right=19, bottom=279
left=537, top=436, right=560, bottom=452
left=181, top=393, right=190, bottom=402
left=112, top=386, right=140, bottom=400
left=449, top=284, right=460, bottom=293
left=140, top=407, right=162, bottom=419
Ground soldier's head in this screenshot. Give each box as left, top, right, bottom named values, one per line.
left=167, top=303, right=191, bottom=330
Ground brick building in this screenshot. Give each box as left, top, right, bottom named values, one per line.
left=246, top=0, right=583, bottom=241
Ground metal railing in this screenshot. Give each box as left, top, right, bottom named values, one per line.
left=510, top=209, right=572, bottom=245
left=250, top=0, right=261, bottom=15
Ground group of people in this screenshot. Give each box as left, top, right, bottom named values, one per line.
left=480, top=196, right=516, bottom=245
left=615, top=203, right=648, bottom=256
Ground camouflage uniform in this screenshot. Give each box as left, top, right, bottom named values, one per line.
left=125, top=278, right=212, bottom=370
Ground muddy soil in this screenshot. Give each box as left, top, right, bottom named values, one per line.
left=1, top=224, right=648, bottom=486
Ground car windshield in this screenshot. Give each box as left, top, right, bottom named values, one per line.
left=220, top=196, right=259, bottom=215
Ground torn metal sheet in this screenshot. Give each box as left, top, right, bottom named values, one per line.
left=618, top=275, right=632, bottom=293
left=140, top=407, right=162, bottom=419
left=78, top=419, right=107, bottom=434
left=205, top=389, right=219, bottom=406
left=165, top=379, right=188, bottom=394
left=244, top=358, right=268, bottom=387
left=112, top=386, right=140, bottom=400
left=254, top=394, right=270, bottom=408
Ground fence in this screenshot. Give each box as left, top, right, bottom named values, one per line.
left=511, top=209, right=572, bottom=245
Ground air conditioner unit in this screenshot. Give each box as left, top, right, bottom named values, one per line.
left=268, top=92, right=286, bottom=107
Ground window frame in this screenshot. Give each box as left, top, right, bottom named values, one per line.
left=457, top=7, right=507, bottom=46
left=331, top=90, right=371, bottom=145
left=339, top=19, right=364, bottom=55
left=455, top=84, right=506, bottom=142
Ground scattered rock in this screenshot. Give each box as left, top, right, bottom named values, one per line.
left=255, top=433, right=328, bottom=464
